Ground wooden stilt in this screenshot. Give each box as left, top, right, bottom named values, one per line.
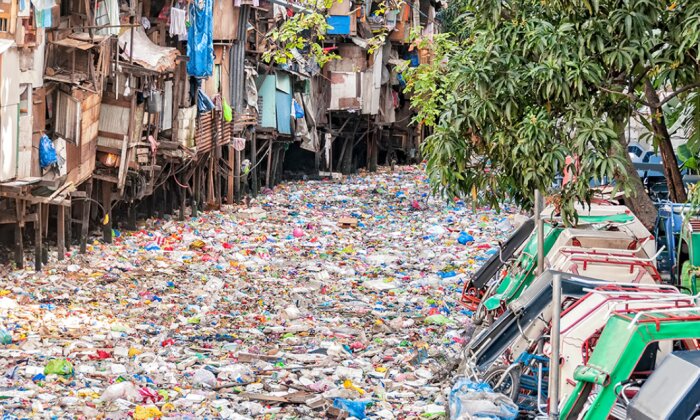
left=163, top=181, right=170, bottom=216
left=57, top=205, right=65, bottom=261
left=35, top=204, right=42, bottom=271
left=15, top=223, right=23, bottom=269
left=102, top=181, right=112, bottom=244
left=179, top=173, right=187, bottom=221
left=65, top=203, right=72, bottom=252
left=227, top=145, right=234, bottom=204
left=127, top=203, right=137, bottom=230
left=80, top=180, right=93, bottom=254
left=277, top=147, right=286, bottom=184
left=207, top=155, right=215, bottom=206
left=266, top=140, right=273, bottom=188
left=148, top=191, right=155, bottom=219
left=234, top=148, right=241, bottom=204
left=169, top=179, right=177, bottom=215
left=251, top=131, right=258, bottom=197
left=369, top=132, right=379, bottom=172
left=42, top=203, right=49, bottom=236
left=14, top=200, right=24, bottom=269
left=214, top=124, right=222, bottom=207
left=192, top=168, right=199, bottom=217
left=315, top=145, right=320, bottom=173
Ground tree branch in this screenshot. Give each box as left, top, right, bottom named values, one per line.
left=630, top=66, right=652, bottom=91
left=659, top=82, right=700, bottom=106
left=599, top=86, right=650, bottom=107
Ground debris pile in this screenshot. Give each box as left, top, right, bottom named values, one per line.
left=0, top=167, right=518, bottom=418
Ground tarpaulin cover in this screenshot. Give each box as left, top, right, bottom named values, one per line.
left=119, top=28, right=178, bottom=72
left=187, top=0, right=214, bottom=77
left=327, top=15, right=351, bottom=35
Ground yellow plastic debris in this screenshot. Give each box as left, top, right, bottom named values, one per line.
left=343, top=379, right=366, bottom=395
left=133, top=405, right=162, bottom=419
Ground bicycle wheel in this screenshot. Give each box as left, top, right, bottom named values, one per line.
left=483, top=363, right=522, bottom=401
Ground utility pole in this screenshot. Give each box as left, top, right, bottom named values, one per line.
left=549, top=272, right=562, bottom=419
left=535, top=189, right=544, bottom=275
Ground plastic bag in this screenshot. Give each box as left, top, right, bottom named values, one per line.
left=333, top=398, right=369, bottom=419
left=99, top=381, right=141, bottom=402
left=458, top=232, right=475, bottom=245
left=133, top=405, right=162, bottom=420
left=449, top=377, right=518, bottom=420
left=222, top=98, right=233, bottom=122
left=0, top=329, right=11, bottom=345
left=292, top=99, right=305, bottom=119
left=197, top=89, right=215, bottom=113
left=39, top=134, right=57, bottom=168
left=424, top=314, right=454, bottom=325
left=44, top=358, right=73, bottom=376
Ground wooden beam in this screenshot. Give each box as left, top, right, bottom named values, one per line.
left=65, top=203, right=72, bottom=252
left=57, top=205, right=65, bottom=260
left=227, top=145, right=234, bottom=204
left=192, top=168, right=199, bottom=217
left=14, top=199, right=24, bottom=269
left=266, top=140, right=273, bottom=188
left=179, top=172, right=187, bottom=221
left=41, top=204, right=49, bottom=265
left=34, top=204, right=42, bottom=271
left=0, top=190, right=70, bottom=206
left=80, top=180, right=93, bottom=254
left=251, top=131, right=258, bottom=197
left=234, top=149, right=241, bottom=204
left=101, top=180, right=112, bottom=244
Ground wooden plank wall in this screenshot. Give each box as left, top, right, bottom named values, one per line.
left=213, top=2, right=240, bottom=41
left=65, top=90, right=100, bottom=185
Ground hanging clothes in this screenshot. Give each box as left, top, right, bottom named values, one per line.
left=18, top=0, right=30, bottom=17
left=186, top=0, right=213, bottom=77
left=232, top=137, right=246, bottom=151
left=169, top=7, right=187, bottom=38
left=95, top=0, right=119, bottom=36
left=32, top=0, right=55, bottom=28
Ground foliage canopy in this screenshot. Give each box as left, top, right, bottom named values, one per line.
left=405, top=0, right=700, bottom=223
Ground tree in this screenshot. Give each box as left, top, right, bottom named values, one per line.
left=405, top=0, right=700, bottom=227
left=262, top=0, right=339, bottom=69
left=262, top=0, right=393, bottom=69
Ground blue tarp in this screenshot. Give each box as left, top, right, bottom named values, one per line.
left=327, top=15, right=351, bottom=35
left=187, top=0, right=213, bottom=77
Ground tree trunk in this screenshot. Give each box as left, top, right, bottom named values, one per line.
left=614, top=119, right=658, bottom=230
left=644, top=79, right=687, bottom=203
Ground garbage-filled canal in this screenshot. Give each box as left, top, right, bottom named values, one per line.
left=0, top=166, right=518, bottom=418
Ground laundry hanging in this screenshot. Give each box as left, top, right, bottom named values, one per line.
left=186, top=0, right=213, bottom=77
left=95, top=0, right=119, bottom=36
left=169, top=7, right=187, bottom=39
left=32, top=0, right=55, bottom=27
left=232, top=137, right=246, bottom=151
